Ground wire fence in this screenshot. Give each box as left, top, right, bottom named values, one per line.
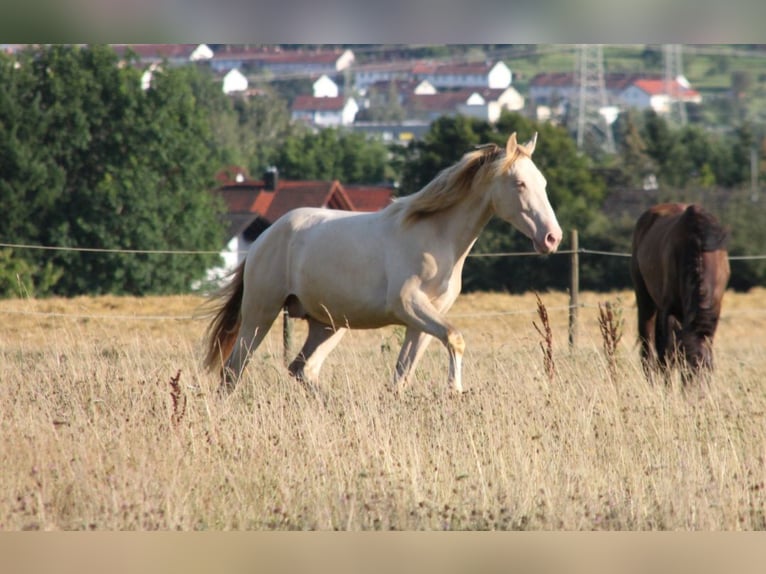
left=1, top=237, right=765, bottom=325
left=3, top=241, right=766, bottom=260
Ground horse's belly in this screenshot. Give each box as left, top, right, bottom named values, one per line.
left=301, top=295, right=398, bottom=329
left=288, top=216, right=395, bottom=328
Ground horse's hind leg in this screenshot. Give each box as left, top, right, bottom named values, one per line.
left=220, top=307, right=282, bottom=395
left=393, top=329, right=434, bottom=393
left=288, top=316, right=347, bottom=385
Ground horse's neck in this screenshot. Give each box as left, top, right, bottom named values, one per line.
left=430, top=189, right=494, bottom=259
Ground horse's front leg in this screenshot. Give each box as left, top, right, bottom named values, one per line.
left=655, top=309, right=675, bottom=375
left=392, top=289, right=465, bottom=394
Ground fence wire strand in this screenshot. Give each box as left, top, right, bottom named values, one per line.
left=1, top=239, right=765, bottom=321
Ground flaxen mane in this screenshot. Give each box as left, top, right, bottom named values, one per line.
left=400, top=143, right=527, bottom=226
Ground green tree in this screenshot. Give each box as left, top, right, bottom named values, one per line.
left=220, top=89, right=297, bottom=176
left=272, top=128, right=390, bottom=183
left=613, top=110, right=655, bottom=187
left=0, top=45, right=226, bottom=297
left=399, top=114, right=490, bottom=194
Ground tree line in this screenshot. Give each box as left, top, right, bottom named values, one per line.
left=1, top=44, right=764, bottom=297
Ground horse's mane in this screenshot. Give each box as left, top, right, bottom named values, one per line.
left=681, top=205, right=729, bottom=337
left=397, top=143, right=526, bottom=226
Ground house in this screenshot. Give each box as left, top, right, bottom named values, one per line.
left=343, top=185, right=395, bottom=212
left=222, top=68, right=248, bottom=94
left=413, top=60, right=512, bottom=89
left=528, top=72, right=580, bottom=106
left=529, top=72, right=701, bottom=117
left=207, top=167, right=394, bottom=282
left=403, top=87, right=523, bottom=124
left=210, top=46, right=354, bottom=76
left=291, top=95, right=359, bottom=127
left=313, top=74, right=339, bottom=98
left=618, top=77, right=702, bottom=113
left=353, top=61, right=419, bottom=92
left=471, top=87, right=525, bottom=123
left=362, top=78, right=436, bottom=107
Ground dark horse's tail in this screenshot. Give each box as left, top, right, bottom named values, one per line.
left=202, top=262, right=245, bottom=372
left=682, top=204, right=729, bottom=252
left=680, top=204, right=729, bottom=340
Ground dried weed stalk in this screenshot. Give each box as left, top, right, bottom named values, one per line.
left=598, top=300, right=624, bottom=381
left=169, top=369, right=186, bottom=427
left=533, top=293, right=555, bottom=382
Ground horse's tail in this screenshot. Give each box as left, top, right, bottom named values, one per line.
left=202, top=261, right=246, bottom=372
left=682, top=204, right=729, bottom=252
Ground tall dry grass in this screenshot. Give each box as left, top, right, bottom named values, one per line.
left=1, top=289, right=765, bottom=530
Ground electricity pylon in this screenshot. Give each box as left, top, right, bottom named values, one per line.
left=573, top=44, right=615, bottom=154
left=664, top=44, right=687, bottom=126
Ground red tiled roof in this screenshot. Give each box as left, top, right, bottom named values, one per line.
left=212, top=47, right=346, bottom=65
left=264, top=181, right=349, bottom=222
left=472, top=87, right=512, bottom=100
left=214, top=168, right=390, bottom=240
left=632, top=78, right=700, bottom=98
left=292, top=95, right=347, bottom=111
left=344, top=186, right=395, bottom=212
left=530, top=72, right=682, bottom=93
left=430, top=62, right=494, bottom=75
left=217, top=185, right=272, bottom=213
left=529, top=72, right=575, bottom=87
left=368, top=78, right=424, bottom=93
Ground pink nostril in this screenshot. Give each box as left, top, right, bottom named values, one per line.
left=545, top=232, right=560, bottom=248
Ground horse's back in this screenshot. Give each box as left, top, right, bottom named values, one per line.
left=632, top=203, right=686, bottom=247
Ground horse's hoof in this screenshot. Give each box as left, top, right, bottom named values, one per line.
left=217, top=381, right=236, bottom=397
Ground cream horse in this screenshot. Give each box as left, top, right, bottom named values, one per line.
left=204, top=132, right=562, bottom=395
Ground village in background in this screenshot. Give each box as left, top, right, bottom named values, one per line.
left=2, top=44, right=765, bottom=296
left=64, top=44, right=760, bottom=281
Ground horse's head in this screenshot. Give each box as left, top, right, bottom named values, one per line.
left=491, top=132, right=562, bottom=254
left=680, top=330, right=714, bottom=382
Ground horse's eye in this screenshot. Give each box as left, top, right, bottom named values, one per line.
left=517, top=181, right=526, bottom=191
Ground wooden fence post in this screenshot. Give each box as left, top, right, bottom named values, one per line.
left=569, top=229, right=579, bottom=350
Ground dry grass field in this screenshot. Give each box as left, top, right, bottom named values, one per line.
left=1, top=288, right=766, bottom=530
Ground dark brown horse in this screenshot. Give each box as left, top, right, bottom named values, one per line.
left=630, top=203, right=730, bottom=382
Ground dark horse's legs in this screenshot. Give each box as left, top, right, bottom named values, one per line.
left=631, top=262, right=658, bottom=378
left=655, top=309, right=673, bottom=368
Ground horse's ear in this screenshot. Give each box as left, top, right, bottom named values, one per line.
left=506, top=132, right=518, bottom=157
left=522, top=132, right=538, bottom=155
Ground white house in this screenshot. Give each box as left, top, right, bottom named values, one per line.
left=189, top=44, right=214, bottom=61
left=291, top=96, right=359, bottom=127
left=210, top=47, right=354, bottom=76
left=618, top=77, right=702, bottom=114
left=529, top=72, right=702, bottom=117
left=414, top=61, right=512, bottom=89
left=313, top=74, right=339, bottom=98
left=405, top=86, right=523, bottom=124
left=222, top=68, right=249, bottom=94
left=353, top=61, right=415, bottom=92
left=483, top=86, right=525, bottom=122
